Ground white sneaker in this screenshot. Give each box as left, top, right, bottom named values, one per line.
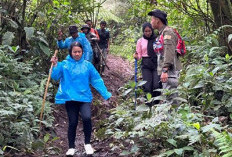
left=66, top=148, right=77, bottom=156
left=84, top=144, right=94, bottom=155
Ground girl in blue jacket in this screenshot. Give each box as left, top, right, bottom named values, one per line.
left=51, top=41, right=111, bottom=156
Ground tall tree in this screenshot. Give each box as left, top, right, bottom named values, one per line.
left=209, top=0, right=232, bottom=53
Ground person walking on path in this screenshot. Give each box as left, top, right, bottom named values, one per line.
left=85, top=19, right=100, bottom=40
left=50, top=42, right=111, bottom=156
left=148, top=9, right=182, bottom=105
left=97, top=21, right=110, bottom=55
left=81, top=24, right=101, bottom=71
left=57, top=25, right=93, bottom=62
left=133, top=22, right=161, bottom=106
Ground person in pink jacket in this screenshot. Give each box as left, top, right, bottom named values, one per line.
left=133, top=22, right=161, bottom=106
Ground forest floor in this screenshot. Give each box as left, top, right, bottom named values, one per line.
left=51, top=54, right=133, bottom=157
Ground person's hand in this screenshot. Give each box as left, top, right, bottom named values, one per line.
left=133, top=53, right=138, bottom=59
left=50, top=56, right=58, bottom=66
left=106, top=48, right=110, bottom=53
left=160, top=72, right=168, bottom=83
left=57, top=29, right=63, bottom=41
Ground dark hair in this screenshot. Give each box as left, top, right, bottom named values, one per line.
left=85, top=19, right=92, bottom=23
left=69, top=42, right=83, bottom=58
left=100, top=21, right=106, bottom=25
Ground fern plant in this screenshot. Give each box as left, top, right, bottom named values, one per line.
left=212, top=129, right=232, bottom=157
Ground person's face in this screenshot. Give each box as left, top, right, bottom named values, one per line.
left=100, top=24, right=106, bottom=29
left=70, top=32, right=78, bottom=39
left=151, top=16, right=159, bottom=29
left=71, top=46, right=83, bottom=61
left=82, top=28, right=89, bottom=34
left=144, top=26, right=152, bottom=38
left=86, top=21, right=92, bottom=27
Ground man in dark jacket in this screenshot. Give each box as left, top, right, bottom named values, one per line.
left=148, top=9, right=182, bottom=105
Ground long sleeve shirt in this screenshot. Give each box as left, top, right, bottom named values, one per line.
left=136, top=37, right=149, bottom=60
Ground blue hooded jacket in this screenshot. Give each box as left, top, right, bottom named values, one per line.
left=51, top=55, right=111, bottom=104
left=57, top=32, right=93, bottom=62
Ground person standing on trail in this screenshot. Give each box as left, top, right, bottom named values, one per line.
left=97, top=20, right=110, bottom=56
left=133, top=22, right=161, bottom=106
left=85, top=19, right=100, bottom=40
left=50, top=42, right=111, bottom=156
left=148, top=9, right=182, bottom=104
left=57, top=25, right=93, bottom=62
left=81, top=24, right=101, bottom=71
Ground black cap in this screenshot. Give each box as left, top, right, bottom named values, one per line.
left=148, top=9, right=167, bottom=25
left=69, top=25, right=78, bottom=34
left=81, top=24, right=90, bottom=31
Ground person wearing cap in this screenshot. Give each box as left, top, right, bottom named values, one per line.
left=57, top=25, right=93, bottom=62
left=133, top=22, right=161, bottom=106
left=85, top=19, right=100, bottom=40
left=81, top=24, right=100, bottom=70
left=148, top=9, right=182, bottom=105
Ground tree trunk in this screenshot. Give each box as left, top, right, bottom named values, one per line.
left=209, top=0, right=232, bottom=54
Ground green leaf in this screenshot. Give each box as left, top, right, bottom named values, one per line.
left=39, top=43, right=51, bottom=56
left=146, top=93, right=152, bottom=101
left=131, top=145, right=139, bottom=153
left=120, top=150, right=131, bottom=156
left=2, top=31, right=14, bottom=45
left=202, top=123, right=221, bottom=133
left=225, top=54, right=230, bottom=61
left=167, top=139, right=177, bottom=147
left=174, top=148, right=183, bottom=155
left=44, top=133, right=50, bottom=143
left=192, top=122, right=201, bottom=131
left=122, top=88, right=132, bottom=96
left=137, top=80, right=147, bottom=87
left=24, top=27, right=35, bottom=40
left=228, top=34, right=232, bottom=43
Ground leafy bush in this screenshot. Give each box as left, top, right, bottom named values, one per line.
left=0, top=46, right=54, bottom=154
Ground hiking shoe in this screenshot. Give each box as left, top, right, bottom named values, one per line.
left=66, top=148, right=77, bottom=156
left=84, top=144, right=94, bottom=155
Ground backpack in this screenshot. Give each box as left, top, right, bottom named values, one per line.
left=154, top=27, right=186, bottom=56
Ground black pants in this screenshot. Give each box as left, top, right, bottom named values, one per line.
left=65, top=101, right=92, bottom=148
left=142, top=57, right=161, bottom=105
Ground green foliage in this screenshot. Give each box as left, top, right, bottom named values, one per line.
left=0, top=46, right=54, bottom=154
left=31, top=133, right=60, bottom=155
left=101, top=26, right=232, bottom=156
left=212, top=130, right=232, bottom=157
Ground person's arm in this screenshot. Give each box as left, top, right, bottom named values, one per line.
left=51, top=61, right=63, bottom=81
left=57, top=38, right=68, bottom=49
left=94, top=29, right=100, bottom=40
left=162, top=30, right=176, bottom=69
left=107, top=31, right=110, bottom=52
left=134, top=38, right=142, bottom=60
left=89, top=63, right=112, bottom=100
left=160, top=29, right=176, bottom=83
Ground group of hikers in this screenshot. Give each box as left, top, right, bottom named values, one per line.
left=57, top=20, right=110, bottom=73
left=50, top=9, right=182, bottom=156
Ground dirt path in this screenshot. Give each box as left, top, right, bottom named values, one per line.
left=52, top=54, right=133, bottom=157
